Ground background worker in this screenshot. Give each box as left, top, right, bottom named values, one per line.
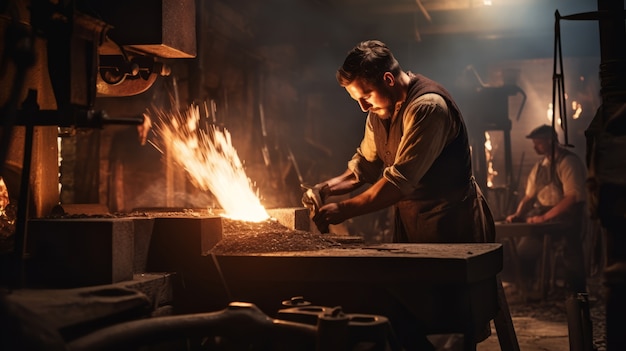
left=505, top=124, right=588, bottom=295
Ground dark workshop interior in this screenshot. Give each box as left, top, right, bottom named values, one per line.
left=0, top=0, right=624, bottom=350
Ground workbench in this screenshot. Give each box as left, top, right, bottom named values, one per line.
left=213, top=243, right=518, bottom=351
left=3, top=242, right=519, bottom=351
left=495, top=221, right=567, bottom=300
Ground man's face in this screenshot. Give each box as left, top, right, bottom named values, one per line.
left=344, top=75, right=395, bottom=119
left=531, top=137, right=552, bottom=155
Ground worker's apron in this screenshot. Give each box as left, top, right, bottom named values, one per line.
left=393, top=177, right=495, bottom=244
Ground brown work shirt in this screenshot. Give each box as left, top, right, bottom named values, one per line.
left=348, top=74, right=494, bottom=243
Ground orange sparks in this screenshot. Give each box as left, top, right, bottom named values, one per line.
left=151, top=103, right=269, bottom=222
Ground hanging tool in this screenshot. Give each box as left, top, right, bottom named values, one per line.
left=259, top=103, right=271, bottom=167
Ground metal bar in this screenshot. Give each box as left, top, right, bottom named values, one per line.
left=11, top=89, right=38, bottom=288
left=66, top=302, right=317, bottom=351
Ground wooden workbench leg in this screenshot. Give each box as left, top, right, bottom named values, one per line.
left=540, top=234, right=552, bottom=300
left=494, top=275, right=521, bottom=351
left=503, top=238, right=527, bottom=300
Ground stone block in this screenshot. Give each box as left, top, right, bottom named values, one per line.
left=267, top=207, right=310, bottom=231
left=130, top=217, right=155, bottom=274
left=26, top=218, right=135, bottom=288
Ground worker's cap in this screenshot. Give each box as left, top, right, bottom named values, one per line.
left=526, top=124, right=557, bottom=139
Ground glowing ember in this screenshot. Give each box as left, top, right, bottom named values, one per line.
left=0, top=178, right=8, bottom=213
left=151, top=103, right=270, bottom=222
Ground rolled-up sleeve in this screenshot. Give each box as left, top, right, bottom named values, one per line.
left=383, top=93, right=457, bottom=195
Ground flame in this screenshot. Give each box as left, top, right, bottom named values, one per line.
left=546, top=103, right=563, bottom=126
left=571, top=100, right=583, bottom=120
left=151, top=103, right=270, bottom=222
left=0, top=178, right=9, bottom=214
left=484, top=131, right=497, bottom=188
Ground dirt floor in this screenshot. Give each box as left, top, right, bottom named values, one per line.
left=477, top=274, right=606, bottom=351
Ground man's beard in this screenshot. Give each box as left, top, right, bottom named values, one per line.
left=373, top=106, right=394, bottom=119
left=373, top=89, right=396, bottom=119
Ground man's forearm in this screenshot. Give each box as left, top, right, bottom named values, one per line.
left=322, top=169, right=362, bottom=197
left=339, top=178, right=404, bottom=219
left=515, top=196, right=534, bottom=217
left=542, top=194, right=577, bottom=221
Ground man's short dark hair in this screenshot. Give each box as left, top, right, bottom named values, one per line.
left=336, top=40, right=402, bottom=87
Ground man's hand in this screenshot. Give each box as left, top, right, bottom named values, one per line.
left=301, top=184, right=329, bottom=212
left=526, top=215, right=547, bottom=224
left=312, top=202, right=346, bottom=233
left=505, top=214, right=519, bottom=223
